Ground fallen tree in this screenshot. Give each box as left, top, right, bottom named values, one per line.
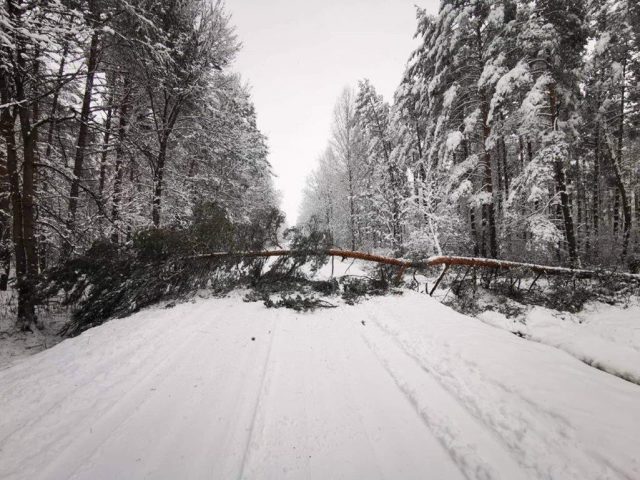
left=195, top=249, right=640, bottom=282
left=46, top=244, right=640, bottom=336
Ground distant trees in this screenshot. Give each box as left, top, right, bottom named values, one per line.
left=300, top=0, right=639, bottom=270
left=0, top=0, right=279, bottom=328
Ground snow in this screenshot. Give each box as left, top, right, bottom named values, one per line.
left=489, top=60, right=531, bottom=120
left=478, top=300, right=640, bottom=385
left=578, top=301, right=640, bottom=350
left=446, top=130, right=463, bottom=152
left=0, top=290, right=67, bottom=369
left=1, top=292, right=639, bottom=479
left=479, top=53, right=507, bottom=89
left=299, top=256, right=369, bottom=280
left=442, top=83, right=458, bottom=109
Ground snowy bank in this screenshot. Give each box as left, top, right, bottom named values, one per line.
left=478, top=301, right=640, bottom=385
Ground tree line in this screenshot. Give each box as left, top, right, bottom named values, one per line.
left=0, top=0, right=280, bottom=329
left=299, top=0, right=640, bottom=272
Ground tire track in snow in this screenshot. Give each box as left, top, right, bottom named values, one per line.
left=62, top=302, right=272, bottom=480
left=34, top=304, right=217, bottom=480
left=0, top=301, right=203, bottom=446
left=234, top=308, right=465, bottom=480
left=63, top=301, right=280, bottom=480
left=336, top=318, right=421, bottom=479
left=3, top=295, right=637, bottom=479
left=1, top=300, right=225, bottom=480
left=365, top=312, right=573, bottom=479
left=358, top=317, right=528, bottom=480
left=364, top=299, right=631, bottom=480
left=236, top=312, right=279, bottom=480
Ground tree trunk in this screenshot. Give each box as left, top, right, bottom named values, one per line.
left=0, top=30, right=23, bottom=299
left=613, top=191, right=620, bottom=237
left=39, top=43, right=69, bottom=271
left=9, top=1, right=39, bottom=329
left=592, top=124, right=600, bottom=243
left=480, top=102, right=498, bottom=259
left=553, top=160, right=577, bottom=265
left=15, top=95, right=39, bottom=329
left=195, top=248, right=640, bottom=282
left=549, top=83, right=577, bottom=265
left=613, top=58, right=632, bottom=259
left=347, top=160, right=356, bottom=251
left=43, top=43, right=68, bottom=163
left=575, top=149, right=583, bottom=254
left=111, top=78, right=130, bottom=243
left=1, top=112, right=28, bottom=307
left=470, top=207, right=479, bottom=256
left=501, top=136, right=509, bottom=194
left=0, top=120, right=13, bottom=291
left=151, top=138, right=167, bottom=227
left=66, top=28, right=100, bottom=256
left=99, top=83, right=115, bottom=200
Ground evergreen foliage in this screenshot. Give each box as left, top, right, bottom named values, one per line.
left=300, top=0, right=640, bottom=270
left=39, top=202, right=282, bottom=335
left=0, top=0, right=280, bottom=329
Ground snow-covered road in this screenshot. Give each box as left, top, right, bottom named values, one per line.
left=1, top=292, right=639, bottom=480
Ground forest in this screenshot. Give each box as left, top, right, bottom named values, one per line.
left=300, top=0, right=640, bottom=272
left=2, top=0, right=640, bottom=331
left=1, top=0, right=281, bottom=329
left=1, top=2, right=640, bottom=478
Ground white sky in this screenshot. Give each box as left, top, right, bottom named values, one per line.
left=228, top=0, right=439, bottom=222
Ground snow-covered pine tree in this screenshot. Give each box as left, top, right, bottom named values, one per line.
left=0, top=0, right=281, bottom=328
left=330, top=88, right=367, bottom=250
left=507, top=0, right=588, bottom=266
left=583, top=0, right=639, bottom=261
left=355, top=79, right=405, bottom=251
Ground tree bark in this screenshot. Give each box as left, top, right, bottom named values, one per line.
left=0, top=154, right=9, bottom=290
left=613, top=190, right=620, bottom=237
left=549, top=83, right=577, bottom=265
left=15, top=88, right=38, bottom=329
left=592, top=124, right=600, bottom=243
left=347, top=159, right=356, bottom=251
left=8, top=0, right=39, bottom=329
left=111, top=77, right=130, bottom=243
left=0, top=37, right=35, bottom=327
left=0, top=109, right=15, bottom=292
left=148, top=91, right=182, bottom=228
left=1, top=111, right=27, bottom=302
left=39, top=42, right=69, bottom=271
left=0, top=30, right=21, bottom=296
left=194, top=249, right=640, bottom=281
left=480, top=101, right=498, bottom=259
left=99, top=81, right=115, bottom=200
left=151, top=138, right=167, bottom=227
left=613, top=58, right=632, bottom=259
left=43, top=43, right=68, bottom=163
left=66, top=27, right=101, bottom=257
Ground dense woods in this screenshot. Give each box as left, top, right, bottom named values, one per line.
left=2, top=0, right=640, bottom=330
left=300, top=0, right=640, bottom=271
left=0, top=0, right=280, bottom=328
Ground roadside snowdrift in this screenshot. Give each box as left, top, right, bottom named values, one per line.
left=478, top=301, right=640, bottom=385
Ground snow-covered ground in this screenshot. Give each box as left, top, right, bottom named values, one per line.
left=0, top=290, right=68, bottom=368
left=1, top=290, right=639, bottom=480
left=478, top=299, right=640, bottom=385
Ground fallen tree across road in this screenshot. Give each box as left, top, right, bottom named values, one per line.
left=195, top=249, right=640, bottom=283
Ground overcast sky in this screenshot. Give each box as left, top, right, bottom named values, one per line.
left=228, top=0, right=439, bottom=222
